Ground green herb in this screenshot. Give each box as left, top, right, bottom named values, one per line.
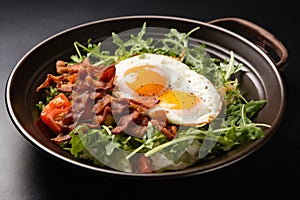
left=35, top=86, right=59, bottom=110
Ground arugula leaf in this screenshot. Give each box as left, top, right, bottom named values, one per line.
left=220, top=51, right=242, bottom=81
left=35, top=86, right=59, bottom=110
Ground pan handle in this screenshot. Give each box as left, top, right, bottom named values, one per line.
left=208, top=17, right=288, bottom=71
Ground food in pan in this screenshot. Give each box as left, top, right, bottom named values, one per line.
left=35, top=23, right=270, bottom=173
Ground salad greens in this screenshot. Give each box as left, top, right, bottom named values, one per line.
left=37, top=22, right=270, bottom=173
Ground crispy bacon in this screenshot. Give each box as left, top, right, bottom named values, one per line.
left=56, top=59, right=87, bottom=75
left=63, top=60, right=116, bottom=130
left=36, top=60, right=86, bottom=93
left=92, top=94, right=114, bottom=115
left=95, top=106, right=112, bottom=125
left=129, top=96, right=159, bottom=109
left=111, top=109, right=149, bottom=137
left=36, top=73, right=70, bottom=92
left=149, top=110, right=177, bottom=140
left=51, top=133, right=71, bottom=143
left=161, top=125, right=178, bottom=140
left=74, top=62, right=115, bottom=92
left=131, top=154, right=153, bottom=173
left=91, top=95, right=162, bottom=138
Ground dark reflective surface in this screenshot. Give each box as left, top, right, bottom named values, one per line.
left=1, top=0, right=299, bottom=198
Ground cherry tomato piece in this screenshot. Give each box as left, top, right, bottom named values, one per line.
left=40, top=93, right=71, bottom=133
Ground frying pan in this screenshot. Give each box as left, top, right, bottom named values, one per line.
left=5, top=15, right=287, bottom=179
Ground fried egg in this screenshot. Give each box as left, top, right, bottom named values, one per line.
left=112, top=53, right=223, bottom=126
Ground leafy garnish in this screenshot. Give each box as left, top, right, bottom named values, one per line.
left=35, top=86, right=59, bottom=110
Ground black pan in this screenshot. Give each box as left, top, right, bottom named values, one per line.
left=5, top=15, right=287, bottom=179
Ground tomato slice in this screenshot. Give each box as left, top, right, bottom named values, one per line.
left=40, top=93, right=71, bottom=133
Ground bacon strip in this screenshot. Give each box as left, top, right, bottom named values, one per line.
left=149, top=110, right=177, bottom=140
left=111, top=109, right=149, bottom=138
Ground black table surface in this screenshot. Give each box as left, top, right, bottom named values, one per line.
left=1, top=0, right=299, bottom=199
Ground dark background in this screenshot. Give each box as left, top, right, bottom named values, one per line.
left=1, top=0, right=299, bottom=199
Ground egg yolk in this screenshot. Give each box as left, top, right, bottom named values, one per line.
left=123, top=64, right=200, bottom=110
left=124, top=65, right=168, bottom=96
left=158, top=90, right=200, bottom=110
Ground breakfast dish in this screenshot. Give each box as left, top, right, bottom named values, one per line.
left=35, top=22, right=270, bottom=173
